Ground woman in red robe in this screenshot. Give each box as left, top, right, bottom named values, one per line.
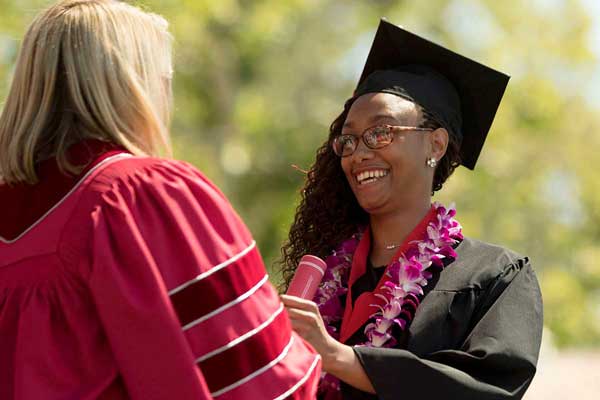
left=0, top=1, right=320, bottom=399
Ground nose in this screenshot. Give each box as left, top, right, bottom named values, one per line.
left=351, top=139, right=375, bottom=163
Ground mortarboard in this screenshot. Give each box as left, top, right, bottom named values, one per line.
left=353, top=19, right=510, bottom=170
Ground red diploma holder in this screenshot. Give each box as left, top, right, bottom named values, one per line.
left=286, top=255, right=327, bottom=300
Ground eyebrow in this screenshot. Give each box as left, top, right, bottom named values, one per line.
left=342, top=114, right=403, bottom=130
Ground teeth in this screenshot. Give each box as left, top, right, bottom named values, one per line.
left=356, top=169, right=388, bottom=184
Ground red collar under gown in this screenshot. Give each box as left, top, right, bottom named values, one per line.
left=0, top=140, right=320, bottom=400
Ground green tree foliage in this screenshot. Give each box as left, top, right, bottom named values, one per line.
left=1, top=0, right=598, bottom=347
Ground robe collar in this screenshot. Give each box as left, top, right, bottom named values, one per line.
left=339, top=204, right=437, bottom=343
left=0, top=139, right=127, bottom=241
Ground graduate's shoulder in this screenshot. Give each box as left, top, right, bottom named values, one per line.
left=437, top=237, right=531, bottom=291
left=456, top=237, right=527, bottom=268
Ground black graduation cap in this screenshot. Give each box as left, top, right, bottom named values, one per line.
left=353, top=19, right=510, bottom=170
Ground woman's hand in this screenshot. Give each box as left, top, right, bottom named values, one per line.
left=280, top=294, right=376, bottom=394
left=280, top=294, right=341, bottom=369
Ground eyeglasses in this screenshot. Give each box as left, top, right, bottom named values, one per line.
left=332, top=124, right=433, bottom=157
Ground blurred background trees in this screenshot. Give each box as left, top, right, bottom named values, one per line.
left=1, top=0, right=599, bottom=349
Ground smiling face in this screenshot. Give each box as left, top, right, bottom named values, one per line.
left=340, top=92, right=443, bottom=216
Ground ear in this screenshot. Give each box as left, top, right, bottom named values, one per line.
left=428, top=127, right=449, bottom=162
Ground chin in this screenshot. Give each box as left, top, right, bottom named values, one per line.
left=357, top=198, right=388, bottom=215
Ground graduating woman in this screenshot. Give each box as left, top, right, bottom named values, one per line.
left=280, top=20, right=543, bottom=400
left=0, top=1, right=320, bottom=399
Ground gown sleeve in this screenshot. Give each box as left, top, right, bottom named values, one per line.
left=353, top=259, right=543, bottom=400
left=86, top=159, right=320, bottom=400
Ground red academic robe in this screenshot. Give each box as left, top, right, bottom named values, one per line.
left=0, top=141, right=320, bottom=400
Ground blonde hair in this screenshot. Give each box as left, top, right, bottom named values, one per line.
left=0, top=0, right=173, bottom=184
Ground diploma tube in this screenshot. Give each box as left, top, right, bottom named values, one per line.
left=286, top=255, right=327, bottom=300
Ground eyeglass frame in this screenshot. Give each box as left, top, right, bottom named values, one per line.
left=332, top=124, right=434, bottom=157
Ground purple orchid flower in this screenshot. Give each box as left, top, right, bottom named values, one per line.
left=315, top=203, right=462, bottom=395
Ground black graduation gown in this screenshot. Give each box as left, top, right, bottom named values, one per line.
left=341, top=237, right=543, bottom=400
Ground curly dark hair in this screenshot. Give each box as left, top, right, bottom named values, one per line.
left=420, top=108, right=462, bottom=193
left=278, top=97, right=462, bottom=290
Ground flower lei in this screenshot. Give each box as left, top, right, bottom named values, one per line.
left=314, top=202, right=463, bottom=397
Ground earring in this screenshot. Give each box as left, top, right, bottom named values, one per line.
left=426, top=157, right=437, bottom=168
